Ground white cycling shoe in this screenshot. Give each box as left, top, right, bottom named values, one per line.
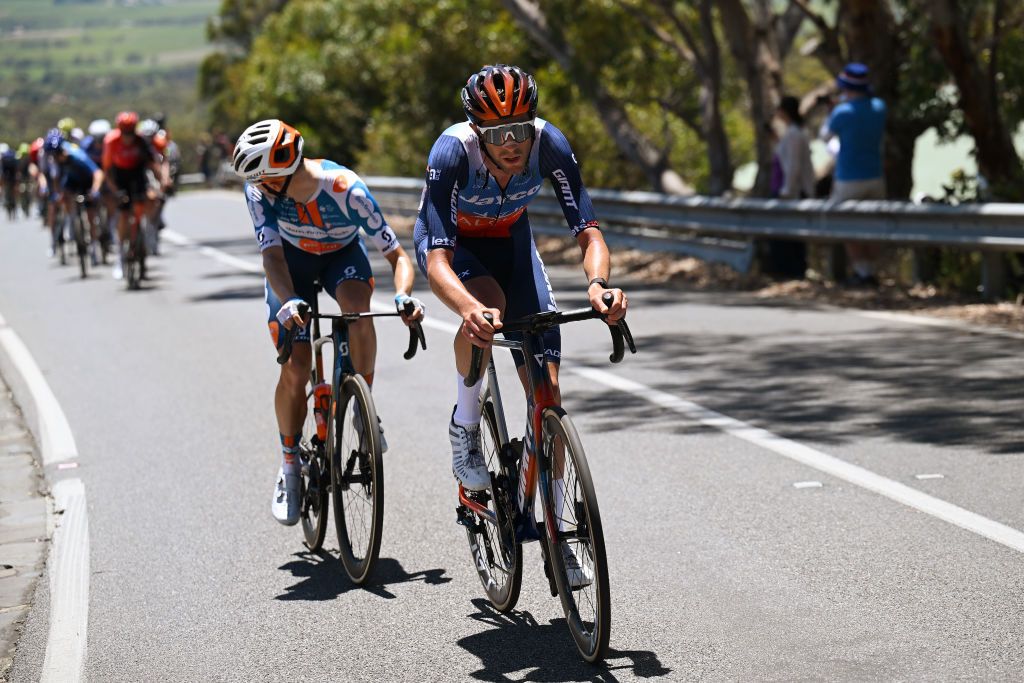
left=449, top=418, right=489, bottom=491
left=561, top=542, right=594, bottom=589
left=271, top=467, right=301, bottom=526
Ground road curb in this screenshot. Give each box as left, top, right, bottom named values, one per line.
left=0, top=377, right=49, bottom=682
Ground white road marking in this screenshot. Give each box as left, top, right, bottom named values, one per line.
left=41, top=478, right=89, bottom=683
left=915, top=473, right=945, bottom=480
left=858, top=310, right=1024, bottom=340
left=182, top=235, right=1024, bottom=555
left=571, top=365, right=1024, bottom=554
left=793, top=481, right=824, bottom=489
left=0, top=310, right=88, bottom=682
left=163, top=229, right=262, bottom=274
left=0, top=312, right=78, bottom=465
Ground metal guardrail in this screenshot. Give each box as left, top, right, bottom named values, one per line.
left=181, top=172, right=1024, bottom=277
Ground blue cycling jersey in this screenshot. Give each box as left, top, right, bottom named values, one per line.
left=59, top=141, right=99, bottom=191
left=413, top=118, right=599, bottom=249
left=244, top=159, right=400, bottom=257
left=80, top=135, right=104, bottom=167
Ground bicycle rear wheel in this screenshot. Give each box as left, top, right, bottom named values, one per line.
left=540, top=407, right=610, bottom=663
left=300, top=386, right=329, bottom=551
left=73, top=209, right=88, bottom=279
left=463, top=397, right=522, bottom=612
left=330, top=374, right=383, bottom=584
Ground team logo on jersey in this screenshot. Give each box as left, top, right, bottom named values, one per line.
left=333, top=175, right=349, bottom=193
left=551, top=169, right=578, bottom=210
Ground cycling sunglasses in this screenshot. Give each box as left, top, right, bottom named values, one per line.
left=477, top=119, right=536, bottom=145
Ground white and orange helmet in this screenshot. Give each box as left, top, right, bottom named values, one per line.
left=231, top=119, right=304, bottom=181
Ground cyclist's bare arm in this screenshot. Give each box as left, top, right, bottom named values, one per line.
left=383, top=246, right=423, bottom=324
left=576, top=229, right=627, bottom=322
left=425, top=248, right=500, bottom=346
left=262, top=246, right=300, bottom=309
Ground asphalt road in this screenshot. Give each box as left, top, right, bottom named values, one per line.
left=4, top=191, right=1024, bottom=681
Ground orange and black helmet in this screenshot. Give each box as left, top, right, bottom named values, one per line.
left=461, top=64, right=538, bottom=125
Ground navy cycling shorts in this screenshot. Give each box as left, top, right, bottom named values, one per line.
left=265, top=238, right=374, bottom=348
left=416, top=222, right=560, bottom=368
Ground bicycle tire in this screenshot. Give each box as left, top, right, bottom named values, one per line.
left=74, top=209, right=88, bottom=279
left=122, top=237, right=138, bottom=290
left=539, top=407, right=611, bottom=663
left=300, top=386, right=330, bottom=551
left=467, top=397, right=522, bottom=612
left=330, top=374, right=383, bottom=584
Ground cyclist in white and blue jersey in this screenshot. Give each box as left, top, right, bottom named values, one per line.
left=233, top=119, right=424, bottom=526
left=413, top=65, right=628, bottom=496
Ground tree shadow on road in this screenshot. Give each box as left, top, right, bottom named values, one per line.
left=457, top=599, right=670, bottom=681
left=276, top=550, right=450, bottom=601
left=564, top=324, right=1024, bottom=455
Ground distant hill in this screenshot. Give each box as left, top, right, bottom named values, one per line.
left=0, top=0, right=219, bottom=169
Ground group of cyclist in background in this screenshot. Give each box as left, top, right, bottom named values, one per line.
left=0, top=112, right=181, bottom=281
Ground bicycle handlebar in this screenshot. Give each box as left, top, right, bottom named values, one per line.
left=462, top=292, right=635, bottom=387
left=276, top=301, right=427, bottom=365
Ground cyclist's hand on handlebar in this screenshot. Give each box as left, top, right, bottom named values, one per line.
left=589, top=284, right=628, bottom=323
left=461, top=305, right=502, bottom=348
left=394, top=293, right=425, bottom=325
left=276, top=297, right=309, bottom=330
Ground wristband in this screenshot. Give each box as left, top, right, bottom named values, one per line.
left=588, top=277, right=609, bottom=289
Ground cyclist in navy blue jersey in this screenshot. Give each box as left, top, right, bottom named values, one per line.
left=413, top=64, right=628, bottom=493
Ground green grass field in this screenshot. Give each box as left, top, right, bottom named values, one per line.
left=0, top=0, right=218, bottom=79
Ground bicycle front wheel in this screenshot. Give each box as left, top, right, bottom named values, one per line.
left=464, top=397, right=522, bottom=612
left=330, top=374, right=383, bottom=584
left=540, top=407, right=610, bottom=663
left=300, top=386, right=329, bottom=551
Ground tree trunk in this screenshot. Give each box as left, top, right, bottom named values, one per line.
left=717, top=0, right=782, bottom=197
left=500, top=0, right=694, bottom=194
left=697, top=0, right=733, bottom=195
left=927, top=0, right=1024, bottom=199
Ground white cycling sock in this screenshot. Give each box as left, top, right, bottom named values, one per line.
left=453, top=371, right=483, bottom=427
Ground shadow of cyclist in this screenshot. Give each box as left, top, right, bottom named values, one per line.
left=457, top=599, right=671, bottom=681
left=276, top=550, right=451, bottom=601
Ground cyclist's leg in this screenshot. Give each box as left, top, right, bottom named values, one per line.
left=325, top=239, right=376, bottom=381
left=266, top=270, right=315, bottom=455
left=505, top=227, right=562, bottom=402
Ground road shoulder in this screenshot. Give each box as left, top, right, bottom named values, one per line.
left=0, top=378, right=48, bottom=681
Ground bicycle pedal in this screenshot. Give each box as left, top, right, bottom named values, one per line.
left=455, top=505, right=473, bottom=527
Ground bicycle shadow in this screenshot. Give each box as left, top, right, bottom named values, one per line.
left=275, top=550, right=451, bottom=601
left=457, top=598, right=671, bottom=681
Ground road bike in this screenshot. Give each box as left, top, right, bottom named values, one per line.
left=68, top=194, right=93, bottom=279
left=456, top=292, right=635, bottom=662
left=119, top=195, right=148, bottom=290
left=278, top=284, right=426, bottom=584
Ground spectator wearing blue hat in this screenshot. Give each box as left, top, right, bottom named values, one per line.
left=824, top=62, right=887, bottom=287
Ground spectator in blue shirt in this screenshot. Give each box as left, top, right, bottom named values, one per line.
left=825, top=63, right=887, bottom=287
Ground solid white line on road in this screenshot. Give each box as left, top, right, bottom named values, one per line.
left=570, top=365, right=1024, bottom=555
left=184, top=234, right=1024, bottom=555
left=0, top=309, right=89, bottom=682
left=41, top=477, right=89, bottom=683
left=0, top=312, right=78, bottom=465
left=163, top=229, right=262, bottom=275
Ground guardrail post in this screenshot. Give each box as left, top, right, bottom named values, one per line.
left=825, top=244, right=847, bottom=282
left=981, top=252, right=1007, bottom=301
